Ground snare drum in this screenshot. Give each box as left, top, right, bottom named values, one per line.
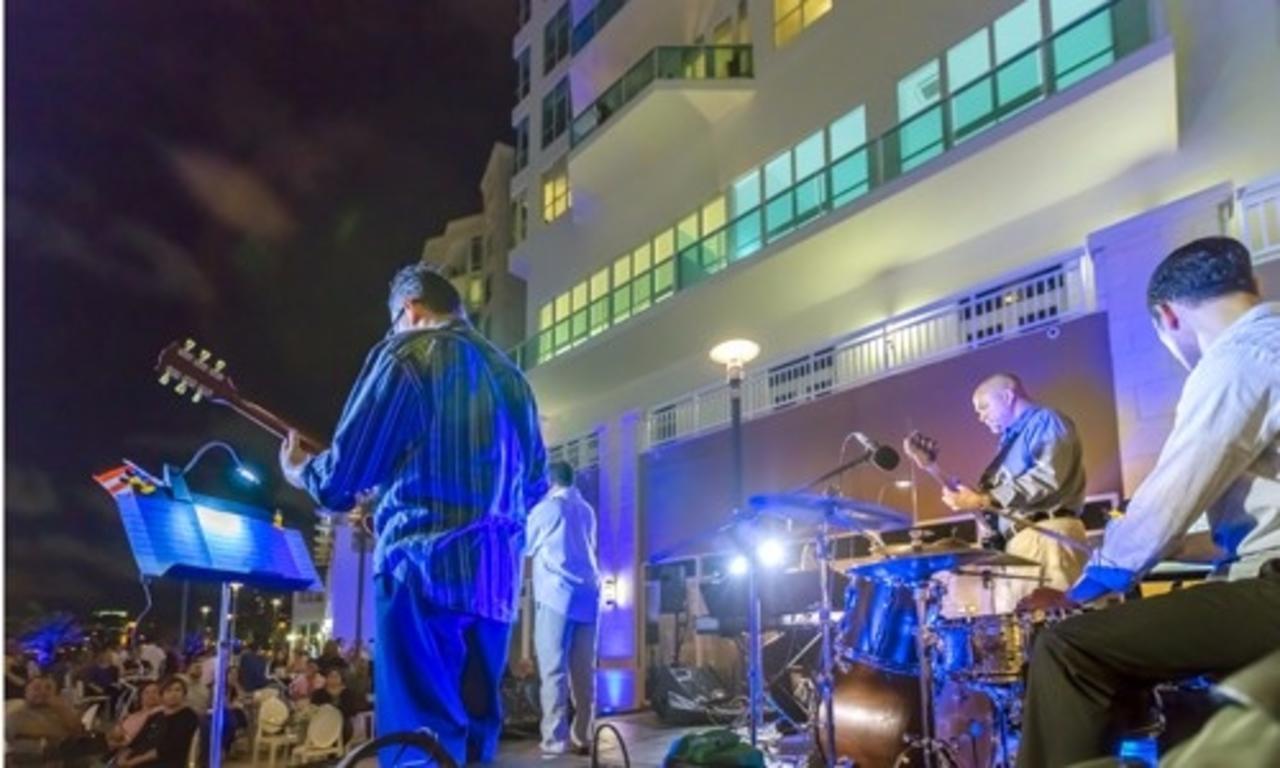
left=933, top=614, right=1029, bottom=682
left=840, top=574, right=924, bottom=674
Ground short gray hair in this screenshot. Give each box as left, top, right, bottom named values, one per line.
left=387, top=263, right=462, bottom=319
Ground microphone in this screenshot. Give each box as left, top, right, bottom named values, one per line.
left=851, top=432, right=901, bottom=471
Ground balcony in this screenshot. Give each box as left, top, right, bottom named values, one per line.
left=509, top=0, right=1167, bottom=374
left=569, top=45, right=754, bottom=149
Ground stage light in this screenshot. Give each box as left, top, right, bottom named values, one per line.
left=179, top=440, right=261, bottom=486
left=234, top=465, right=261, bottom=485
left=756, top=538, right=785, bottom=568
left=894, top=480, right=913, bottom=490
left=728, top=555, right=750, bottom=576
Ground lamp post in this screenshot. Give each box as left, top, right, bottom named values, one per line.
left=708, top=338, right=761, bottom=746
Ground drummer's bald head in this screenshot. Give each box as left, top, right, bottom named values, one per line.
left=973, top=373, right=1027, bottom=401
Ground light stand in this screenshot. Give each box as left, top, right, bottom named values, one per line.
left=709, top=338, right=761, bottom=747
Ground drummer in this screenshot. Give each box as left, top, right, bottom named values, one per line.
left=907, top=373, right=1090, bottom=610
left=1016, top=236, right=1280, bottom=767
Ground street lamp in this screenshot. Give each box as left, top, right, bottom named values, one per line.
left=708, top=337, right=762, bottom=747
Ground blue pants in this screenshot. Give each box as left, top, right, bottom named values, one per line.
left=375, top=576, right=513, bottom=766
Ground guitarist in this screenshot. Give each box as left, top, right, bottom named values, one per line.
left=906, top=372, right=1089, bottom=610
left=278, top=264, right=548, bottom=767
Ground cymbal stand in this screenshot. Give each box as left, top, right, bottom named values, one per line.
left=814, top=511, right=838, bottom=768
left=894, top=580, right=959, bottom=768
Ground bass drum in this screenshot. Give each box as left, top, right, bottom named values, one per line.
left=934, top=681, right=998, bottom=768
left=828, top=662, right=921, bottom=768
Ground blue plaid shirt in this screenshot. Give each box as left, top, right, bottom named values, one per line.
left=301, top=319, right=547, bottom=622
left=978, top=404, right=1087, bottom=537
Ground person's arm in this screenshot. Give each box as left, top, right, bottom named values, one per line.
left=525, top=499, right=552, bottom=559
left=1070, top=354, right=1276, bottom=601
left=986, top=413, right=1079, bottom=510
left=154, top=709, right=199, bottom=766
left=294, top=342, right=426, bottom=511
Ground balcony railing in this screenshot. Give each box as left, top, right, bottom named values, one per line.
left=642, top=254, right=1095, bottom=449
left=510, top=0, right=1151, bottom=371
left=570, top=0, right=628, bottom=55
left=570, top=45, right=755, bottom=148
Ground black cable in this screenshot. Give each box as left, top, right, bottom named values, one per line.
left=591, top=722, right=631, bottom=768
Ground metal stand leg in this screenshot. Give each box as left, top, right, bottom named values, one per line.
left=210, top=581, right=232, bottom=768
left=816, top=523, right=836, bottom=768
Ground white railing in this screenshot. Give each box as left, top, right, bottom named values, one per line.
left=549, top=431, right=601, bottom=469
left=643, top=251, right=1093, bottom=450
left=1238, top=173, right=1280, bottom=264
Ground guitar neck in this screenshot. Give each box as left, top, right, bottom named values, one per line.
left=226, top=397, right=326, bottom=454
left=919, top=461, right=960, bottom=492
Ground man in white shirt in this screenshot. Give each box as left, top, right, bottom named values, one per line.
left=526, top=461, right=600, bottom=756
left=1017, top=236, right=1280, bottom=767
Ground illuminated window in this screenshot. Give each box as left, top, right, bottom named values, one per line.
left=588, top=268, right=610, bottom=334
left=515, top=48, right=531, bottom=102
left=1050, top=0, right=1113, bottom=87
left=947, top=29, right=993, bottom=139
left=774, top=0, right=832, bottom=48
left=611, top=254, right=632, bottom=322
left=543, top=4, right=571, bottom=74
left=541, top=77, right=571, bottom=147
left=542, top=166, right=570, bottom=222
left=829, top=106, right=868, bottom=205
left=468, top=276, right=485, bottom=307
left=653, top=230, right=676, bottom=299
left=897, top=59, right=943, bottom=172
left=994, top=0, right=1044, bottom=108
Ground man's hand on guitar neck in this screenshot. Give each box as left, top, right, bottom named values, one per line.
left=279, top=430, right=315, bottom=490
left=941, top=484, right=993, bottom=512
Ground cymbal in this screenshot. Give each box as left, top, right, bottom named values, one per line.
left=845, top=543, right=1031, bottom=583
left=747, top=493, right=910, bottom=532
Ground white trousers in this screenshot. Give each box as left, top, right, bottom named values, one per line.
left=534, top=603, right=597, bottom=751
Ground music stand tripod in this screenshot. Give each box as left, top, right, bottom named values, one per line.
left=95, top=460, right=321, bottom=767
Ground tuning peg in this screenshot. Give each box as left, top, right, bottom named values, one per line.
left=198, top=349, right=211, bottom=364
left=175, top=381, right=189, bottom=395
left=191, top=390, right=203, bottom=404
left=159, top=371, right=172, bottom=386
left=183, top=339, right=196, bottom=352
left=213, top=360, right=226, bottom=373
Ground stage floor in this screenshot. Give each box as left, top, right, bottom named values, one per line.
left=227, top=712, right=706, bottom=767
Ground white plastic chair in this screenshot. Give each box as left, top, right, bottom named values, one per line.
left=252, top=695, right=296, bottom=768
left=80, top=702, right=100, bottom=732
left=347, top=710, right=374, bottom=748
left=288, top=704, right=343, bottom=764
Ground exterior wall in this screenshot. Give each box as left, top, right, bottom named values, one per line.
left=324, top=524, right=376, bottom=653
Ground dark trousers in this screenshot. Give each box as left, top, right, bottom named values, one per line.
left=1017, top=575, right=1280, bottom=767
left=374, top=576, right=513, bottom=767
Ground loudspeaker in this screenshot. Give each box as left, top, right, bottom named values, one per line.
left=649, top=665, right=740, bottom=726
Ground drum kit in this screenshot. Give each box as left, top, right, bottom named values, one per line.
left=744, top=491, right=1066, bottom=768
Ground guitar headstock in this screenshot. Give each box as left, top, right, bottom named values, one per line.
left=155, top=339, right=238, bottom=405
left=904, top=430, right=939, bottom=466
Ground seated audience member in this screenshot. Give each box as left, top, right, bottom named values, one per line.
left=5, top=676, right=93, bottom=764
left=309, top=669, right=362, bottom=742
left=115, top=677, right=199, bottom=768
left=106, top=681, right=161, bottom=752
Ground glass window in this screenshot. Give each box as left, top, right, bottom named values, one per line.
left=589, top=268, right=610, bottom=298
left=514, top=118, right=529, bottom=171
left=633, top=243, right=652, bottom=273
left=653, top=230, right=675, bottom=263
left=676, top=212, right=701, bottom=249
left=1050, top=0, right=1113, bottom=87
left=571, top=282, right=588, bottom=311
left=731, top=170, right=761, bottom=215
left=515, top=48, right=531, bottom=102
left=897, top=59, right=943, bottom=172
left=793, top=131, right=825, bottom=180
left=543, top=4, right=571, bottom=74
left=511, top=194, right=528, bottom=245
left=517, top=0, right=531, bottom=28
left=947, top=29, right=994, bottom=138
left=554, top=291, right=571, bottom=321
left=612, top=253, right=632, bottom=284
left=774, top=0, right=832, bottom=48
left=829, top=106, right=866, bottom=159
left=542, top=165, right=570, bottom=222
left=994, top=0, right=1044, bottom=108
left=541, top=78, right=571, bottom=147
left=701, top=196, right=727, bottom=234
left=763, top=150, right=792, bottom=198
left=539, top=303, right=554, bottom=330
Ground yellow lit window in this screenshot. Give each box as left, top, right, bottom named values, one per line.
left=554, top=291, right=571, bottom=321
left=539, top=303, right=554, bottom=330
left=571, top=282, right=588, bottom=311
left=542, top=168, right=571, bottom=222
left=613, top=254, right=632, bottom=284
left=632, top=243, right=652, bottom=274
left=774, top=0, right=832, bottom=48
left=702, top=196, right=727, bottom=234
left=653, top=230, right=675, bottom=264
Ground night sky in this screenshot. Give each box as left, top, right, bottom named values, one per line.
left=5, top=0, right=516, bottom=627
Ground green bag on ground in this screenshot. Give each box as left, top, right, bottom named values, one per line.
left=662, top=729, right=766, bottom=767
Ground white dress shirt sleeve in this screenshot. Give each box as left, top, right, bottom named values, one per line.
left=1077, top=349, right=1274, bottom=597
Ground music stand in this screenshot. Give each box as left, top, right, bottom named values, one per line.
left=96, top=462, right=320, bottom=767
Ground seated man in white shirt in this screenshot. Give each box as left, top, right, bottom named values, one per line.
left=526, top=461, right=600, bottom=757
left=1016, top=236, right=1280, bottom=767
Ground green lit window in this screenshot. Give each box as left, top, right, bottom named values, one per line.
left=700, top=196, right=728, bottom=273
left=731, top=170, right=763, bottom=259
left=570, top=282, right=589, bottom=343
left=553, top=290, right=571, bottom=350
left=1051, top=0, right=1112, bottom=88
left=947, top=29, right=994, bottom=139
left=994, top=0, right=1044, bottom=111
left=763, top=150, right=794, bottom=240
left=653, top=230, right=676, bottom=299
left=632, top=243, right=653, bottom=314
left=793, top=131, right=826, bottom=221
left=897, top=59, right=943, bottom=172
left=611, top=254, right=632, bottom=322
left=829, top=106, right=868, bottom=206
left=589, top=268, right=610, bottom=335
